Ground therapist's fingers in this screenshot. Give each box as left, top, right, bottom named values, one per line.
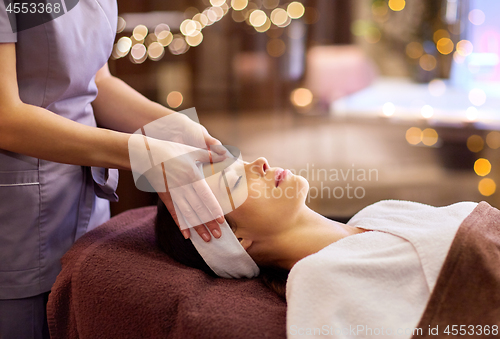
left=179, top=184, right=223, bottom=241
left=202, top=127, right=223, bottom=147
left=209, top=144, right=231, bottom=158
left=174, top=190, right=219, bottom=242
left=192, top=179, right=225, bottom=225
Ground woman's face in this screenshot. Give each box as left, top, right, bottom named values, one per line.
left=224, top=157, right=309, bottom=240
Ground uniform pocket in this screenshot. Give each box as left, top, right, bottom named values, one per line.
left=0, top=170, right=40, bottom=272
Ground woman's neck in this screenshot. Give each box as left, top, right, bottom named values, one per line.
left=269, top=206, right=365, bottom=270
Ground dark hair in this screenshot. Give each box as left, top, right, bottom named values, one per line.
left=155, top=201, right=289, bottom=299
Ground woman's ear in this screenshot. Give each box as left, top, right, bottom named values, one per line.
left=238, top=238, right=253, bottom=251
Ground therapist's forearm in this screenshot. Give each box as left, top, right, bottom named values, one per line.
left=92, top=74, right=175, bottom=133
left=0, top=102, right=131, bottom=170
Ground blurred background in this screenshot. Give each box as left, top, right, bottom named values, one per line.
left=109, top=0, right=500, bottom=219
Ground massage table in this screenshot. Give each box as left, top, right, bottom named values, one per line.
left=47, top=202, right=500, bottom=338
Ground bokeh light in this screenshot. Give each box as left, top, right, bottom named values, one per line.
left=130, top=44, right=147, bottom=64
left=469, top=88, right=486, bottom=106
left=419, top=54, right=437, bottom=71
left=422, top=128, right=438, bottom=146
left=428, top=79, right=446, bottom=97
left=155, top=23, right=170, bottom=35
left=220, top=2, right=230, bottom=14
left=382, top=102, right=395, bottom=117
left=365, top=27, right=381, bottom=44
left=478, top=178, right=496, bottom=196
left=276, top=14, right=292, bottom=27
left=210, top=0, right=226, bottom=7
left=372, top=0, right=388, bottom=16
left=406, top=127, right=422, bottom=145
left=231, top=0, right=248, bottom=11
left=168, top=35, right=189, bottom=55
left=406, top=42, right=424, bottom=59
left=456, top=40, right=473, bottom=56
left=388, top=0, right=405, bottom=11
left=211, top=6, right=225, bottom=20
left=147, top=41, right=165, bottom=61
left=486, top=131, right=500, bottom=149
left=421, top=105, right=434, bottom=119
left=291, top=88, right=313, bottom=107
left=116, top=36, right=132, bottom=55
left=133, top=25, right=148, bottom=41
left=193, top=13, right=209, bottom=28
left=474, top=158, right=491, bottom=176
left=469, top=9, right=485, bottom=25
left=157, top=31, right=173, bottom=47
left=466, top=106, right=478, bottom=121
left=351, top=20, right=370, bottom=37
left=271, top=8, right=288, bottom=26
left=433, top=29, right=450, bottom=43
left=436, top=38, right=454, bottom=55
left=249, top=10, right=267, bottom=27
left=167, top=91, right=184, bottom=108
left=255, top=17, right=271, bottom=32
left=267, top=38, right=286, bottom=57
left=186, top=31, right=204, bottom=47
left=180, top=19, right=199, bottom=37
left=117, top=16, right=126, bottom=34
left=287, top=2, right=305, bottom=19
left=467, top=135, right=484, bottom=153
left=232, top=9, right=246, bottom=22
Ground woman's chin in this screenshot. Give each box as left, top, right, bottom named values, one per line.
left=295, top=175, right=310, bottom=200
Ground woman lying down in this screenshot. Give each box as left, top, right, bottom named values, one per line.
left=156, top=156, right=498, bottom=338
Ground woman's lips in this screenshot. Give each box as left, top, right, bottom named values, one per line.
left=275, top=168, right=290, bottom=187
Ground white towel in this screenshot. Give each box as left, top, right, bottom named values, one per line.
left=286, top=200, right=477, bottom=338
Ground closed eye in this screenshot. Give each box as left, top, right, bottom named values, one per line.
left=233, top=175, right=243, bottom=189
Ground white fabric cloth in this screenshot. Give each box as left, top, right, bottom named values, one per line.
left=189, top=220, right=260, bottom=279
left=286, top=200, right=478, bottom=338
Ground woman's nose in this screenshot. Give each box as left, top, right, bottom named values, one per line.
left=247, top=157, right=269, bottom=176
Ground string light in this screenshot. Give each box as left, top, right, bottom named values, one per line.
left=287, top=2, right=305, bottom=19
left=114, top=0, right=310, bottom=61
left=231, top=0, right=248, bottom=11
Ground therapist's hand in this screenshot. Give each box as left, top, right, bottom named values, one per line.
left=129, top=136, right=226, bottom=241
left=158, top=112, right=228, bottom=241
left=160, top=112, right=223, bottom=150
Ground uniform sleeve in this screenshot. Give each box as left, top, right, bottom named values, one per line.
left=0, top=1, right=17, bottom=42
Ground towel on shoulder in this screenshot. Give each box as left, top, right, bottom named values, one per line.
left=286, top=200, right=479, bottom=339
